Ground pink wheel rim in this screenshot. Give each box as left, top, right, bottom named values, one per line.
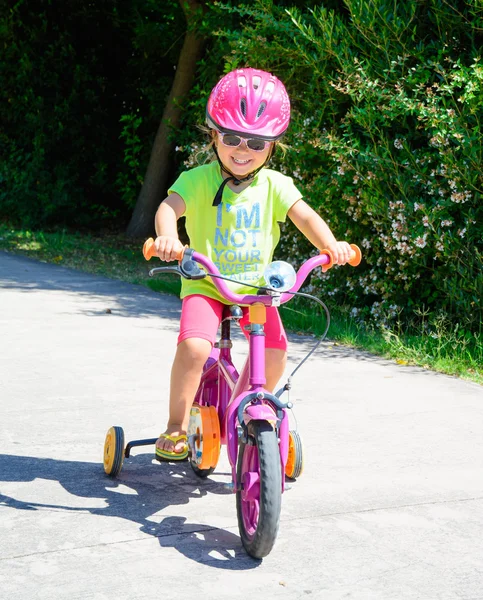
left=240, top=445, right=260, bottom=537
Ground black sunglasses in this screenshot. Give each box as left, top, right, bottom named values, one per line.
left=218, top=132, right=270, bottom=152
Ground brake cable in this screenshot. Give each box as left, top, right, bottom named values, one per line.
left=205, top=272, right=331, bottom=391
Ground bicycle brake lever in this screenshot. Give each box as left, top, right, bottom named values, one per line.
left=149, top=266, right=183, bottom=277
left=179, top=249, right=206, bottom=280
left=148, top=249, right=207, bottom=279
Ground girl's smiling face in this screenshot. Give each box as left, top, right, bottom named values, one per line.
left=214, top=131, right=273, bottom=179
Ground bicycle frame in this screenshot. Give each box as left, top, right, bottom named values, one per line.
left=106, top=239, right=362, bottom=558
left=143, top=243, right=360, bottom=482
left=193, top=305, right=290, bottom=488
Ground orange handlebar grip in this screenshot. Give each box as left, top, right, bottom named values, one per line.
left=348, top=244, right=362, bottom=267
left=143, top=238, right=157, bottom=260
left=320, top=244, right=362, bottom=271
left=142, top=237, right=186, bottom=261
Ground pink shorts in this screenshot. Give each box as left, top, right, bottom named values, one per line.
left=178, top=294, right=288, bottom=351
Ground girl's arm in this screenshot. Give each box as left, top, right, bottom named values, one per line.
left=287, top=199, right=353, bottom=265
left=153, top=193, right=186, bottom=261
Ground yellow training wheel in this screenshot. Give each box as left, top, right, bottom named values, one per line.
left=285, top=430, right=304, bottom=479
left=103, top=426, right=125, bottom=477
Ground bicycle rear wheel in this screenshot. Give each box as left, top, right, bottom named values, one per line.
left=188, top=404, right=220, bottom=478
left=236, top=420, right=282, bottom=558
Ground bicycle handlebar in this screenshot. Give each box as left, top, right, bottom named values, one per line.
left=142, top=237, right=361, bottom=268
left=142, top=237, right=362, bottom=306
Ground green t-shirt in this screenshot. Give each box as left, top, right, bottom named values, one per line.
left=168, top=161, right=302, bottom=303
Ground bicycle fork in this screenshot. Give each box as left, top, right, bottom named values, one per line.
left=224, top=302, right=291, bottom=491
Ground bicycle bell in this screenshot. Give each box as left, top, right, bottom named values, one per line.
left=263, top=261, right=297, bottom=292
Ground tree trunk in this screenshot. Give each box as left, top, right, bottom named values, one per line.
left=126, top=4, right=206, bottom=238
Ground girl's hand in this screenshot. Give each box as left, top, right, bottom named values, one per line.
left=324, top=241, right=354, bottom=265
left=154, top=236, right=185, bottom=262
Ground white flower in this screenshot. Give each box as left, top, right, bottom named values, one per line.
left=394, top=138, right=404, bottom=150
left=396, top=241, right=411, bottom=254
left=451, top=192, right=467, bottom=203
left=415, top=236, right=427, bottom=248
left=441, top=220, right=453, bottom=227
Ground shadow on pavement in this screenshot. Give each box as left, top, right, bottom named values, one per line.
left=0, top=453, right=259, bottom=569
left=0, top=251, right=181, bottom=321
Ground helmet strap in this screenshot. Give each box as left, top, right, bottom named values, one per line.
left=211, top=145, right=274, bottom=207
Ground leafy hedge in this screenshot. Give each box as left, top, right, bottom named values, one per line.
left=0, top=0, right=184, bottom=227
left=176, top=1, right=483, bottom=333
left=1, top=0, right=482, bottom=334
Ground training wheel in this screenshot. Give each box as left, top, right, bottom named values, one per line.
left=103, top=426, right=125, bottom=477
left=285, top=430, right=304, bottom=479
left=187, top=404, right=220, bottom=475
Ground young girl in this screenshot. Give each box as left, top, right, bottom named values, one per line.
left=152, top=68, right=353, bottom=460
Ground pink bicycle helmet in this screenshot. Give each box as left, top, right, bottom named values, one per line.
left=206, top=68, right=291, bottom=141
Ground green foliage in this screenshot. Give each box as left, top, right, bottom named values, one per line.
left=2, top=0, right=482, bottom=337
left=116, top=114, right=144, bottom=208
left=0, top=0, right=184, bottom=228
left=318, top=55, right=483, bottom=330
left=160, top=3, right=243, bottom=172
left=194, top=0, right=483, bottom=334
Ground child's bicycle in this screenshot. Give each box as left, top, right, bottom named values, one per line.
left=103, top=239, right=361, bottom=558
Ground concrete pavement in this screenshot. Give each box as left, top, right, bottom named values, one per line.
left=1, top=250, right=482, bottom=600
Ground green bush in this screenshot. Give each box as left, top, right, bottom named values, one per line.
left=0, top=0, right=183, bottom=228
left=191, top=0, right=483, bottom=333
left=2, top=0, right=481, bottom=335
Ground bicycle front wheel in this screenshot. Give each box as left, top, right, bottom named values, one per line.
left=236, top=420, right=282, bottom=558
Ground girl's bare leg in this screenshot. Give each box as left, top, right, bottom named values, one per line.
left=265, top=348, right=287, bottom=392
left=157, top=344, right=286, bottom=453
left=156, top=337, right=212, bottom=454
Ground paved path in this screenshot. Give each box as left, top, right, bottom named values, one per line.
left=1, top=251, right=482, bottom=600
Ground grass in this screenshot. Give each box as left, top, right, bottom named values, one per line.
left=0, top=225, right=181, bottom=296
left=1, top=223, right=481, bottom=386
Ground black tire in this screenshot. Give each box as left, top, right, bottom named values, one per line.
left=190, top=463, right=215, bottom=478
left=236, top=420, right=282, bottom=558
